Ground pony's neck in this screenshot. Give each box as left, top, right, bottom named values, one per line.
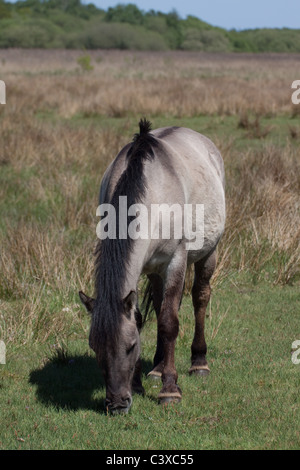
left=121, top=239, right=148, bottom=298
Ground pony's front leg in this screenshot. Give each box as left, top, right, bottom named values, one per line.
left=132, top=309, right=145, bottom=396
left=146, top=273, right=164, bottom=380
left=157, top=251, right=186, bottom=405
left=132, top=357, right=145, bottom=396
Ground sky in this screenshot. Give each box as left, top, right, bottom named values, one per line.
left=91, top=0, right=300, bottom=30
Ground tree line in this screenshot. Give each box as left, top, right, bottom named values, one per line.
left=0, top=0, right=300, bottom=52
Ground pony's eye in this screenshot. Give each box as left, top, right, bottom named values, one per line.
left=126, top=343, right=136, bottom=355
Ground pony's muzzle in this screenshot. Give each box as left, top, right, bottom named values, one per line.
left=105, top=395, right=132, bottom=415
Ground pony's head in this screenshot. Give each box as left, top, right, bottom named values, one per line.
left=79, top=290, right=141, bottom=414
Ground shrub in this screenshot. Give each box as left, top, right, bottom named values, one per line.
left=229, top=28, right=300, bottom=53
left=77, top=54, right=94, bottom=72
left=72, top=21, right=168, bottom=50
left=182, top=28, right=231, bottom=52
left=0, top=18, right=64, bottom=48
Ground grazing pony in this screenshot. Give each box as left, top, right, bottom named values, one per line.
left=80, top=119, right=225, bottom=413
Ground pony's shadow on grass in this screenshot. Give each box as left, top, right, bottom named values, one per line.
left=29, top=354, right=154, bottom=414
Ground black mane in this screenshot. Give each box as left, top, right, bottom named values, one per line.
left=91, top=119, right=157, bottom=351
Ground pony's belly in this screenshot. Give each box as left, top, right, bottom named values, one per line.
left=143, top=244, right=178, bottom=275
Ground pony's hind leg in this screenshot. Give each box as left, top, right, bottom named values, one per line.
left=132, top=357, right=145, bottom=396
left=189, top=251, right=216, bottom=377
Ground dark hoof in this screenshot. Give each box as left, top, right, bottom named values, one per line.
left=189, top=365, right=210, bottom=377
left=158, top=386, right=182, bottom=405
left=147, top=370, right=162, bottom=381
left=158, top=393, right=182, bottom=405
left=192, top=368, right=210, bottom=377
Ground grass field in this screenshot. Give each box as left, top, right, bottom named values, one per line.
left=0, top=50, right=299, bottom=450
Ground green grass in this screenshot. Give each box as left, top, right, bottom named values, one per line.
left=43, top=111, right=300, bottom=153
left=1, top=279, right=299, bottom=450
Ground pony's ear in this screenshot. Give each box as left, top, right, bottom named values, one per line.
left=123, top=290, right=137, bottom=314
left=79, top=291, right=95, bottom=313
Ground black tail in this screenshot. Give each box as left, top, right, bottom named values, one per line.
left=126, top=117, right=157, bottom=164
left=136, top=117, right=153, bottom=137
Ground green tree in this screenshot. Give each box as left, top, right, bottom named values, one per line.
left=165, top=10, right=183, bottom=49
left=104, top=4, right=144, bottom=25
left=0, top=0, right=11, bottom=19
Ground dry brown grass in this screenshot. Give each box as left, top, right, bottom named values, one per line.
left=217, top=142, right=300, bottom=285
left=1, top=50, right=299, bottom=118
left=0, top=49, right=299, bottom=344
left=238, top=112, right=273, bottom=138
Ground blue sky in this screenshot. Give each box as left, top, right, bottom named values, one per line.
left=91, top=0, right=300, bottom=30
